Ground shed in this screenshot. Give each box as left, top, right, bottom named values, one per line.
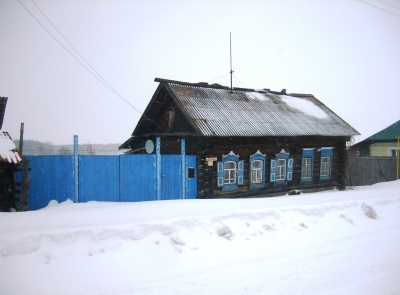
left=120, top=78, right=359, bottom=198
left=0, top=97, right=23, bottom=211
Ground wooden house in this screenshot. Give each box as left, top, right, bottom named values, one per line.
left=0, top=97, right=22, bottom=211
left=351, top=120, right=400, bottom=157
left=120, top=78, right=359, bottom=198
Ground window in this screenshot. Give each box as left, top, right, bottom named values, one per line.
left=276, top=159, right=286, bottom=181
left=187, top=167, right=195, bottom=178
left=270, top=149, right=293, bottom=184
left=224, top=161, right=236, bottom=184
left=302, top=158, right=312, bottom=178
left=251, top=160, right=263, bottom=183
left=301, top=149, right=314, bottom=183
left=249, top=150, right=266, bottom=190
left=217, top=151, right=244, bottom=191
left=320, top=148, right=333, bottom=180
left=321, top=157, right=330, bottom=176
left=388, top=148, right=398, bottom=157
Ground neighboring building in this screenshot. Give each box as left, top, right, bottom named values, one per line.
left=120, top=78, right=359, bottom=198
left=0, top=97, right=22, bottom=211
left=352, top=120, right=400, bottom=157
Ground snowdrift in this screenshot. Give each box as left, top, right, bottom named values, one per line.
left=1, top=181, right=400, bottom=295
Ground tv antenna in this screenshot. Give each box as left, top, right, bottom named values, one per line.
left=230, top=32, right=234, bottom=93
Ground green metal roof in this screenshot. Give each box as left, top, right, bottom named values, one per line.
left=363, top=120, right=400, bottom=142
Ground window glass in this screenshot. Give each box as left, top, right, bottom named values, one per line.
left=224, top=161, right=236, bottom=184
left=302, top=158, right=312, bottom=178
left=187, top=167, right=195, bottom=178
left=251, top=160, right=262, bottom=183
left=276, top=159, right=286, bottom=181
left=321, top=157, right=330, bottom=176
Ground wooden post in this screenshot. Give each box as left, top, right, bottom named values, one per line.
left=181, top=138, right=186, bottom=199
left=19, top=122, right=24, bottom=155
left=156, top=137, right=161, bottom=201
left=18, top=159, right=30, bottom=211
left=74, top=135, right=79, bottom=203
left=397, top=136, right=399, bottom=180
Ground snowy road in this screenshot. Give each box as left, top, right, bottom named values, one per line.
left=1, top=181, right=400, bottom=294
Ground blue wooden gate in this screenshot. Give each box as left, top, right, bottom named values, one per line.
left=24, top=152, right=197, bottom=210
left=119, top=154, right=157, bottom=202
left=79, top=156, right=120, bottom=202
left=161, top=155, right=181, bottom=200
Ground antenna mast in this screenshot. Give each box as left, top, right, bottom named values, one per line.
left=230, top=32, right=234, bottom=93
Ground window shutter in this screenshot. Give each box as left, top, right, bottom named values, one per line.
left=217, top=161, right=224, bottom=187
left=287, top=158, right=293, bottom=181
left=270, top=159, right=276, bottom=182
left=238, top=160, right=244, bottom=185
left=321, top=148, right=333, bottom=157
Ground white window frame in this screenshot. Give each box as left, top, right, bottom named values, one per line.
left=224, top=161, right=237, bottom=184
left=251, top=160, right=263, bottom=183
left=276, top=159, right=286, bottom=181
left=320, top=157, right=331, bottom=177
left=388, top=148, right=398, bottom=157
left=301, top=157, right=312, bottom=179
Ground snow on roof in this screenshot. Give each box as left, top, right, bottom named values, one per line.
left=0, top=131, right=22, bottom=164
left=246, top=92, right=270, bottom=101
left=163, top=82, right=358, bottom=137
left=281, top=95, right=328, bottom=119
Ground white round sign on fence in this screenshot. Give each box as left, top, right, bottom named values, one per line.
left=145, top=140, right=154, bottom=154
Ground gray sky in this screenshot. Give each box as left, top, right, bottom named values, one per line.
left=1, top=0, right=399, bottom=145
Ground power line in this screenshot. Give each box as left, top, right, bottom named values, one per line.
left=358, top=0, right=400, bottom=18
left=207, top=72, right=230, bottom=83
left=17, top=0, right=143, bottom=114
left=376, top=0, right=400, bottom=11
left=30, top=0, right=129, bottom=104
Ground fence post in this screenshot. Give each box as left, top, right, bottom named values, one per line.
left=74, top=135, right=79, bottom=203
left=156, top=137, right=161, bottom=201
left=181, top=138, right=186, bottom=199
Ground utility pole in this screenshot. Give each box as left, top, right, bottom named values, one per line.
left=230, top=32, right=234, bottom=93
left=19, top=122, right=24, bottom=155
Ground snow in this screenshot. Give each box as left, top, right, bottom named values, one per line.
left=247, top=92, right=269, bottom=101
left=281, top=96, right=328, bottom=119
left=0, top=131, right=21, bottom=163
left=1, top=180, right=400, bottom=295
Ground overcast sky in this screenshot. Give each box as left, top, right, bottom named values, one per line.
left=1, top=0, right=399, bottom=145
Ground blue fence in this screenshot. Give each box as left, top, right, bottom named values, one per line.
left=25, top=154, right=197, bottom=210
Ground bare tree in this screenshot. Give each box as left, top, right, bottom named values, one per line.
left=38, top=144, right=46, bottom=155
left=59, top=147, right=72, bottom=155
left=86, top=142, right=96, bottom=155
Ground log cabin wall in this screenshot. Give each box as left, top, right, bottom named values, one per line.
left=193, top=136, right=349, bottom=198
left=126, top=134, right=348, bottom=198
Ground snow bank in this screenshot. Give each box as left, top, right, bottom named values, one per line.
left=1, top=181, right=400, bottom=295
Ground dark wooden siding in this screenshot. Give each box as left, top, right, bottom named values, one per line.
left=195, top=136, right=348, bottom=198
left=134, top=90, right=197, bottom=136
left=126, top=134, right=348, bottom=198
left=0, top=163, right=16, bottom=211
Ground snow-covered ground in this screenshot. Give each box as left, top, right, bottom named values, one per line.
left=1, top=181, right=400, bottom=295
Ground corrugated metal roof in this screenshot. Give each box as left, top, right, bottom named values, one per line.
left=165, top=82, right=359, bottom=137
left=362, top=120, right=400, bottom=142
